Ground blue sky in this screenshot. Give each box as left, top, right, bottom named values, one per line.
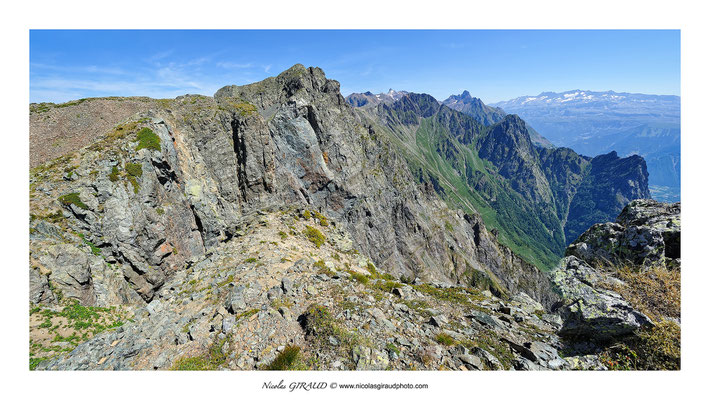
left=30, top=30, right=680, bottom=104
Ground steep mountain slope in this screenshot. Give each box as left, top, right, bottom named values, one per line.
left=29, top=65, right=555, bottom=318
left=33, top=208, right=572, bottom=371
left=352, top=93, right=650, bottom=270
left=442, top=91, right=553, bottom=149
left=30, top=196, right=679, bottom=371
left=492, top=90, right=680, bottom=202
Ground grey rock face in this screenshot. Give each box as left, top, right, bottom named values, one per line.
left=30, top=64, right=563, bottom=312
left=37, top=244, right=94, bottom=304
left=29, top=267, right=54, bottom=304
left=566, top=199, right=680, bottom=270
left=226, top=285, right=247, bottom=314
left=551, top=256, right=653, bottom=339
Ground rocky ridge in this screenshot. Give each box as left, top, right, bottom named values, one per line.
left=28, top=65, right=678, bottom=371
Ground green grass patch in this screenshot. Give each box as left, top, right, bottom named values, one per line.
left=348, top=270, right=369, bottom=285
left=135, top=127, right=161, bottom=152
left=125, top=162, right=143, bottom=177
left=30, top=357, right=49, bottom=370
left=171, top=335, right=231, bottom=371
left=313, top=259, right=334, bottom=277
left=312, top=210, right=328, bottom=226
left=304, top=225, right=325, bottom=248
left=235, top=309, right=259, bottom=321
left=413, top=283, right=484, bottom=306
left=108, top=166, right=120, bottom=182
left=600, top=321, right=680, bottom=370
left=435, top=332, right=455, bottom=346
left=302, top=304, right=363, bottom=358
left=371, top=279, right=403, bottom=293
left=77, top=233, right=101, bottom=256
left=263, top=345, right=303, bottom=370
left=58, top=193, right=88, bottom=210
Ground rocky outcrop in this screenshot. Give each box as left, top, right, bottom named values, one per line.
left=442, top=90, right=506, bottom=126
left=551, top=256, right=653, bottom=339
left=565, top=151, right=651, bottom=243
left=566, top=199, right=680, bottom=270
left=29, top=64, right=561, bottom=311
left=36, top=209, right=570, bottom=371
left=551, top=199, right=679, bottom=341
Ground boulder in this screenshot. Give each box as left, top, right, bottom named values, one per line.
left=566, top=199, right=680, bottom=270
left=551, top=256, right=653, bottom=339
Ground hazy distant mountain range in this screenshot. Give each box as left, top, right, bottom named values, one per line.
left=491, top=90, right=680, bottom=202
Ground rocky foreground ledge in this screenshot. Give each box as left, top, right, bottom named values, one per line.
left=34, top=208, right=571, bottom=371
left=31, top=199, right=679, bottom=371
left=550, top=199, right=680, bottom=369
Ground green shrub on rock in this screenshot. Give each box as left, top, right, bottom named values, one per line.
left=304, top=225, right=325, bottom=248
left=435, top=332, right=455, bottom=346
left=108, top=166, right=119, bottom=182
left=125, top=162, right=143, bottom=177
left=58, top=193, right=88, bottom=210
left=135, top=127, right=161, bottom=152
left=263, top=345, right=302, bottom=370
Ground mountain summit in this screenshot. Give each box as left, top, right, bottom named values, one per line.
left=441, top=91, right=553, bottom=148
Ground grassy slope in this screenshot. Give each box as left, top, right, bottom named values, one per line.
left=373, top=115, right=562, bottom=270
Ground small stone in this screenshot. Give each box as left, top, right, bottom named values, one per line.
left=267, top=286, right=283, bottom=300
left=281, top=276, right=293, bottom=294
left=278, top=307, right=292, bottom=321
left=222, top=315, right=236, bottom=333
left=458, top=354, right=483, bottom=370
left=226, top=285, right=247, bottom=314
left=429, top=315, right=448, bottom=327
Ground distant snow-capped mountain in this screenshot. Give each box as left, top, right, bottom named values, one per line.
left=497, top=90, right=679, bottom=109
left=345, top=89, right=409, bottom=108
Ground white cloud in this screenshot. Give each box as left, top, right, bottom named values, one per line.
left=30, top=63, right=127, bottom=75
left=216, top=61, right=254, bottom=69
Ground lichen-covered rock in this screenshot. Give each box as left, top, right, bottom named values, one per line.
left=566, top=199, right=680, bottom=270
left=551, top=256, right=653, bottom=339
